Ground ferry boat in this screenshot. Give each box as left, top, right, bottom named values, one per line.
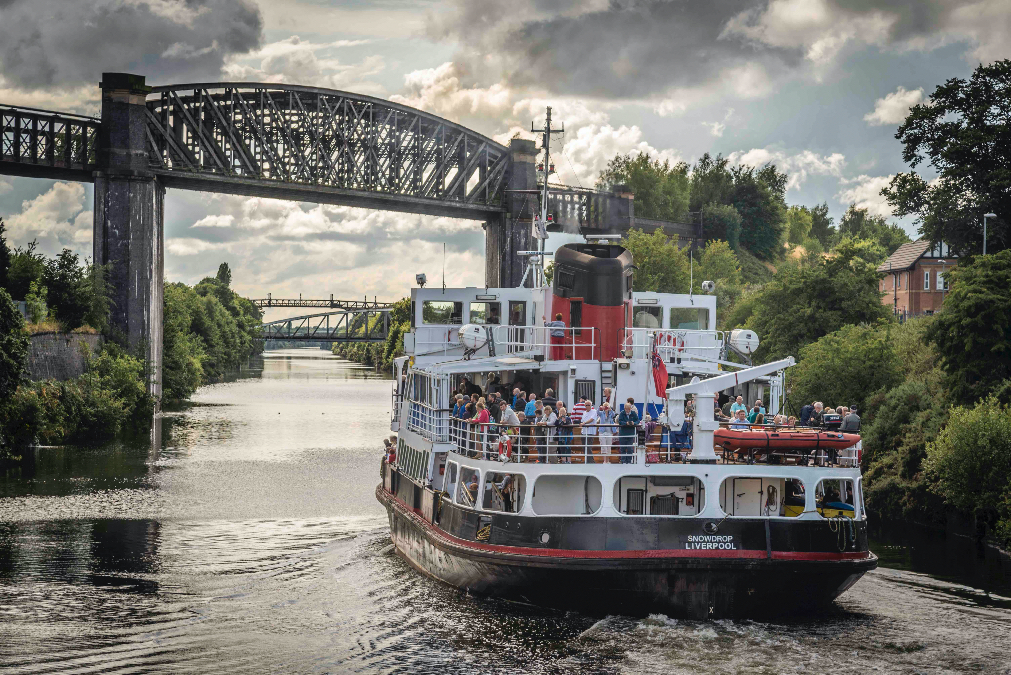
left=376, top=114, right=875, bottom=619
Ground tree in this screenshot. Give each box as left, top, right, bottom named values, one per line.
left=216, top=262, right=232, bottom=287
left=746, top=246, right=892, bottom=361
left=837, top=205, right=910, bottom=255
left=925, top=249, right=1011, bottom=404
left=0, top=288, right=29, bottom=403
left=786, top=205, right=813, bottom=245
left=883, top=60, right=1011, bottom=254
left=696, top=239, right=743, bottom=312
left=0, top=218, right=10, bottom=291
left=833, top=236, right=888, bottom=266
left=24, top=281, right=47, bottom=323
left=621, top=228, right=689, bottom=293
left=689, top=153, right=735, bottom=212
left=787, top=322, right=903, bottom=417
left=701, top=202, right=741, bottom=250
left=925, top=396, right=1011, bottom=545
left=6, top=242, right=45, bottom=301
left=730, top=164, right=788, bottom=261
left=808, top=203, right=836, bottom=248
left=597, top=153, right=691, bottom=222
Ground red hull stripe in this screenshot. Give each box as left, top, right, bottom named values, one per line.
left=383, top=488, right=871, bottom=562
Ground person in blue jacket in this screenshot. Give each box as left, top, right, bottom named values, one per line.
left=616, top=401, right=639, bottom=464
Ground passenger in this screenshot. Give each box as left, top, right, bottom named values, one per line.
left=714, top=403, right=729, bottom=422
left=486, top=371, right=501, bottom=395
left=524, top=393, right=538, bottom=418
left=495, top=473, right=514, bottom=512
left=468, top=402, right=491, bottom=457
left=511, top=388, right=521, bottom=409
left=603, top=386, right=615, bottom=410
left=488, top=396, right=502, bottom=424
left=840, top=406, right=861, bottom=432
left=788, top=416, right=797, bottom=427
left=754, top=412, right=765, bottom=426
left=541, top=388, right=558, bottom=410
left=546, top=312, right=567, bottom=360
left=543, top=405, right=558, bottom=463
left=517, top=391, right=527, bottom=410
left=747, top=405, right=761, bottom=424
left=753, top=399, right=766, bottom=416
left=499, top=400, right=520, bottom=431
left=800, top=400, right=815, bottom=426
left=811, top=402, right=824, bottom=427
left=554, top=405, right=573, bottom=464
left=597, top=402, right=616, bottom=460
left=617, top=401, right=640, bottom=464
left=533, top=408, right=547, bottom=463
left=730, top=395, right=748, bottom=417
left=580, top=400, right=599, bottom=464
left=570, top=395, right=587, bottom=421
left=464, top=476, right=480, bottom=505
left=729, top=410, right=750, bottom=430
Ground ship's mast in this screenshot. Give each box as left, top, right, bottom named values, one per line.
left=526, top=107, right=563, bottom=288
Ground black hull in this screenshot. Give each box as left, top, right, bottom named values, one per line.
left=377, top=484, right=877, bottom=620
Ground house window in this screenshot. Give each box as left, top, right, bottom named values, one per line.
left=937, top=271, right=949, bottom=291
left=923, top=270, right=930, bottom=291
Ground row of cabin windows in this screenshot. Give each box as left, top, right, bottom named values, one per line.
left=880, top=270, right=949, bottom=292
left=632, top=306, right=710, bottom=331
left=420, top=300, right=528, bottom=326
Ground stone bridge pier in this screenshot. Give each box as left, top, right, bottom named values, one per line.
left=485, top=138, right=537, bottom=289
left=93, top=73, right=163, bottom=399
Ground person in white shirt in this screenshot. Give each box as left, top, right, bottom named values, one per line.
left=543, top=405, right=558, bottom=463
left=580, top=400, right=598, bottom=464
left=597, top=402, right=616, bottom=459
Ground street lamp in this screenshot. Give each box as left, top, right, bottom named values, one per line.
left=983, top=213, right=997, bottom=255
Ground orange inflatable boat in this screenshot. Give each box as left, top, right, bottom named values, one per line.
left=714, top=428, right=860, bottom=452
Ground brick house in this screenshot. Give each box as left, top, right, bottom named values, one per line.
left=876, top=240, right=957, bottom=318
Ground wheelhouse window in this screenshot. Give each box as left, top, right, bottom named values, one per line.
left=816, top=478, right=856, bottom=519
left=483, top=472, right=525, bottom=513
left=633, top=306, right=662, bottom=328
left=456, top=467, right=481, bottom=508
left=423, top=300, right=463, bottom=324
left=670, top=307, right=709, bottom=330
left=614, top=476, right=705, bottom=516
left=531, top=475, right=601, bottom=515
left=469, top=301, right=501, bottom=324
left=718, top=476, right=805, bottom=517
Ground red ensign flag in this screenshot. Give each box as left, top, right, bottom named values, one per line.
left=652, top=347, right=668, bottom=398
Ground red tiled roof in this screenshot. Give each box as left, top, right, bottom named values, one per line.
left=877, top=240, right=931, bottom=273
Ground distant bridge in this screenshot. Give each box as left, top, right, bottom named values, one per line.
left=252, top=295, right=394, bottom=310
left=259, top=307, right=391, bottom=342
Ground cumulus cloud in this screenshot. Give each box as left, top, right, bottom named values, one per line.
left=4, top=182, right=92, bottom=257
left=836, top=174, right=895, bottom=217
left=0, top=0, right=262, bottom=92
left=864, top=86, right=924, bottom=126
left=728, top=147, right=846, bottom=190
left=222, top=35, right=385, bottom=94
left=0, top=178, right=12, bottom=196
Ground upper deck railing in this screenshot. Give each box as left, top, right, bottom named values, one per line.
left=619, top=327, right=724, bottom=362
left=411, top=325, right=598, bottom=360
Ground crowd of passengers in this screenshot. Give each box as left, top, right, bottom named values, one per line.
left=717, top=396, right=861, bottom=433
left=449, top=373, right=646, bottom=464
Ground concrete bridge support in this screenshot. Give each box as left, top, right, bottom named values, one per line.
left=93, top=73, right=163, bottom=400
left=485, top=138, right=537, bottom=288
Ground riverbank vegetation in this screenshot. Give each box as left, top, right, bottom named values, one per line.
left=0, top=223, right=262, bottom=454
left=330, top=298, right=410, bottom=370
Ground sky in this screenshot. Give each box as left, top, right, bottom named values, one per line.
left=0, top=0, right=1008, bottom=314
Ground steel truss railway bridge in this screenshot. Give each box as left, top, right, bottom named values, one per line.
left=260, top=307, right=391, bottom=343
left=1, top=72, right=700, bottom=398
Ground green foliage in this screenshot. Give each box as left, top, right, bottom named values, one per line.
left=745, top=246, right=891, bottom=361
left=6, top=241, right=45, bottom=301
left=25, top=280, right=48, bottom=323
left=731, top=164, right=788, bottom=261
left=837, top=205, right=911, bottom=255
left=621, top=229, right=690, bottom=293
left=808, top=203, right=836, bottom=248
left=162, top=279, right=262, bottom=402
left=40, top=249, right=109, bottom=332
left=702, top=202, right=742, bottom=250
left=884, top=59, right=1011, bottom=254
left=216, top=262, right=232, bottom=287
left=786, top=205, right=813, bottom=245
left=596, top=153, right=691, bottom=222
left=833, top=236, right=888, bottom=266
left=925, top=397, right=1011, bottom=545
left=788, top=322, right=903, bottom=415
left=689, top=153, right=735, bottom=212
left=0, top=288, right=29, bottom=402
left=0, top=218, right=10, bottom=290
left=925, top=250, right=1011, bottom=404
left=734, top=247, right=775, bottom=285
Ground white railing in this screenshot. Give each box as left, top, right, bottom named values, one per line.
left=620, top=328, right=724, bottom=362
left=406, top=401, right=452, bottom=442
left=412, top=325, right=598, bottom=361
left=447, top=420, right=639, bottom=465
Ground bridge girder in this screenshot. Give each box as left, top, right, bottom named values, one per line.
left=260, top=308, right=391, bottom=343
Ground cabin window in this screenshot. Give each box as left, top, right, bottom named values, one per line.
left=670, top=307, right=709, bottom=330
left=614, top=475, right=706, bottom=516
left=422, top=300, right=463, bottom=325
left=531, top=475, right=602, bottom=515
left=445, top=462, right=459, bottom=500
left=633, top=306, right=662, bottom=328
left=456, top=467, right=481, bottom=508
left=482, top=472, right=526, bottom=513
left=718, top=476, right=805, bottom=517
left=815, top=478, right=856, bottom=519
left=469, top=302, right=501, bottom=325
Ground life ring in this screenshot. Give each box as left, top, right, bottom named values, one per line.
left=656, top=332, right=685, bottom=353
left=497, top=436, right=512, bottom=462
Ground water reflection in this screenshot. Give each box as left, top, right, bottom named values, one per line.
left=1, top=349, right=1010, bottom=673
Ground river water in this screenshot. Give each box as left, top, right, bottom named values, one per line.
left=2, top=349, right=1010, bottom=674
